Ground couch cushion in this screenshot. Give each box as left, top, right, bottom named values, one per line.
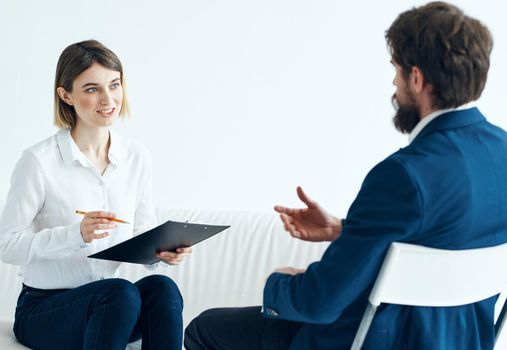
left=0, top=318, right=28, bottom=349
left=0, top=317, right=141, bottom=350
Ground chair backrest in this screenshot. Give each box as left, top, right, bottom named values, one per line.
left=351, top=242, right=507, bottom=350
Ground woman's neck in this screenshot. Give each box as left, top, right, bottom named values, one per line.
left=71, top=124, right=110, bottom=157
left=70, top=123, right=111, bottom=175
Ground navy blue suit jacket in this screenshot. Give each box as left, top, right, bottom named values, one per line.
left=263, top=108, right=507, bottom=349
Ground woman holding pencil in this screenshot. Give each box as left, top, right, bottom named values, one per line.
left=0, top=40, right=190, bottom=350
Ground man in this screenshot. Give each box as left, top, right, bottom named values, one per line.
left=185, top=2, right=506, bottom=349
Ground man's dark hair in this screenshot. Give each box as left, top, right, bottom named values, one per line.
left=386, top=1, right=493, bottom=109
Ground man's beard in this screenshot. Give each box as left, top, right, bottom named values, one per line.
left=392, top=93, right=420, bottom=134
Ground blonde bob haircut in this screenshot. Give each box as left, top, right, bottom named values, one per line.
left=54, top=40, right=130, bottom=129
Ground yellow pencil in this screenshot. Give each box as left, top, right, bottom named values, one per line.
left=75, top=210, right=129, bottom=224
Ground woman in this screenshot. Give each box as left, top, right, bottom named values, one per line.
left=0, top=40, right=191, bottom=350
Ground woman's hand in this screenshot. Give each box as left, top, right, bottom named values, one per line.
left=157, top=247, right=193, bottom=266
left=79, top=211, right=118, bottom=243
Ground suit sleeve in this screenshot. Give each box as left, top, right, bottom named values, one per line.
left=263, top=157, right=424, bottom=324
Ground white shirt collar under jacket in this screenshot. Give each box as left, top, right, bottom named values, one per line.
left=408, top=102, right=476, bottom=144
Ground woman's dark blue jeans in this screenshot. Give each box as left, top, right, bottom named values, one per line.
left=13, top=275, right=183, bottom=350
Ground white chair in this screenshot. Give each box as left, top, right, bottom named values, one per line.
left=351, top=242, right=507, bottom=350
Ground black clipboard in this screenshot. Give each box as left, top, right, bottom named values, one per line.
left=88, top=220, right=230, bottom=265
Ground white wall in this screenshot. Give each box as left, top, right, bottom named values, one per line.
left=1, top=0, right=506, bottom=216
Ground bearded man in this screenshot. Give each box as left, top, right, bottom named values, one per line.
left=185, top=2, right=506, bottom=349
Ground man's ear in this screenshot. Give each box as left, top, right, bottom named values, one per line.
left=56, top=87, right=73, bottom=106
left=410, top=66, right=425, bottom=94
left=410, top=66, right=434, bottom=96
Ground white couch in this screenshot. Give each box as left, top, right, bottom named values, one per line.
left=0, top=204, right=328, bottom=349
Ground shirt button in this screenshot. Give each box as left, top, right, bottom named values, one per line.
left=99, top=276, right=105, bottom=280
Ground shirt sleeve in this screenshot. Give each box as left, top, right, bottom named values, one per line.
left=262, top=156, right=423, bottom=324
left=133, top=147, right=158, bottom=236
left=131, top=147, right=160, bottom=271
left=0, top=150, right=86, bottom=266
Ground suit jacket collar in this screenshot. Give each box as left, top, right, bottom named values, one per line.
left=411, top=107, right=485, bottom=143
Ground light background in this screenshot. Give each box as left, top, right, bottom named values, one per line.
left=1, top=0, right=506, bottom=216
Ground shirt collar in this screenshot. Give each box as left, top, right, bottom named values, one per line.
left=57, top=129, right=88, bottom=167
left=408, top=102, right=476, bottom=144
left=108, top=129, right=125, bottom=166
left=56, top=128, right=126, bottom=166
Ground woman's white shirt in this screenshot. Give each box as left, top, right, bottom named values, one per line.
left=0, top=128, right=158, bottom=289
